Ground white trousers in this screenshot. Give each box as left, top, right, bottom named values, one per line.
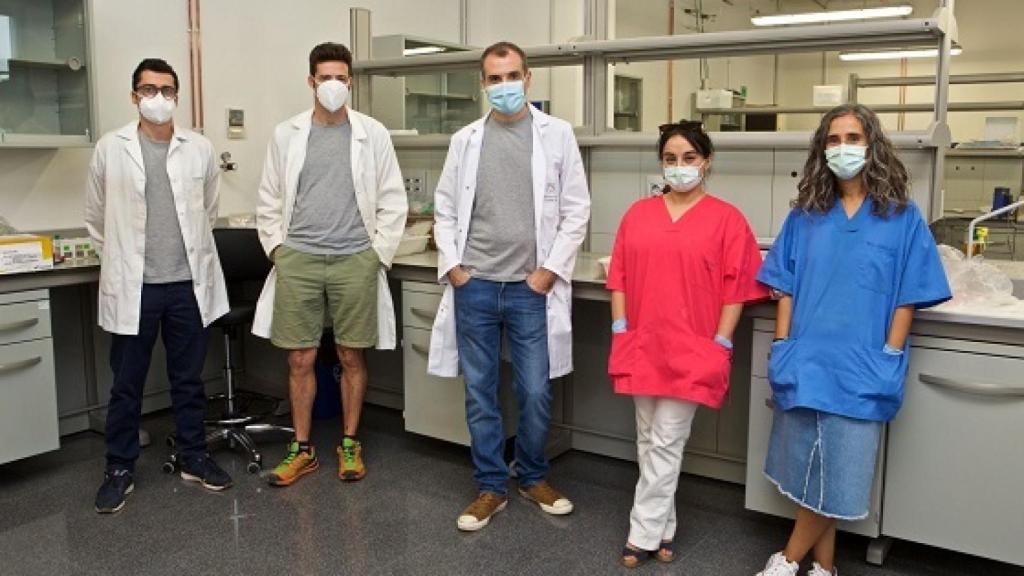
left=627, top=395, right=700, bottom=550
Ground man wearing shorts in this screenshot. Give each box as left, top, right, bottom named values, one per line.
left=252, top=42, right=407, bottom=486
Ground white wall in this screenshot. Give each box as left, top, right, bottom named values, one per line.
left=0, top=0, right=191, bottom=231
left=2, top=0, right=1021, bottom=231
left=0, top=0, right=465, bottom=230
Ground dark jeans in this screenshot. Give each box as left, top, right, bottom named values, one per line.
left=105, top=281, right=209, bottom=472
left=453, top=278, right=551, bottom=495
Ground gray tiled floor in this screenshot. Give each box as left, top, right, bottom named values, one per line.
left=1, top=406, right=1021, bottom=576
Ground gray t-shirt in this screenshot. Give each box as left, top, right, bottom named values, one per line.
left=462, top=113, right=536, bottom=281
left=286, top=120, right=371, bottom=256
left=140, top=132, right=192, bottom=284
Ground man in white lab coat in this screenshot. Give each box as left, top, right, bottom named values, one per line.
left=429, top=41, right=591, bottom=531
left=85, top=58, right=232, bottom=514
left=252, top=42, right=407, bottom=487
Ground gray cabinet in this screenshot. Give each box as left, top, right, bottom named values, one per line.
left=883, top=337, right=1024, bottom=567
left=370, top=35, right=480, bottom=135
left=0, top=0, right=92, bottom=147
left=943, top=156, right=1024, bottom=215
left=400, top=281, right=517, bottom=446
left=0, top=289, right=58, bottom=464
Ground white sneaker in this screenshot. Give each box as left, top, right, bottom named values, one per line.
left=807, top=561, right=837, bottom=575
left=756, top=552, right=799, bottom=576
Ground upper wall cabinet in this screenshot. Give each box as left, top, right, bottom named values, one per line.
left=0, top=0, right=92, bottom=147
left=369, top=35, right=481, bottom=136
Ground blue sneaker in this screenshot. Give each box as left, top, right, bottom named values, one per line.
left=180, top=454, right=233, bottom=491
left=95, top=469, right=134, bottom=514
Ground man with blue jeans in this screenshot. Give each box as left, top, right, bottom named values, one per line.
left=85, top=59, right=232, bottom=513
left=430, top=41, right=591, bottom=531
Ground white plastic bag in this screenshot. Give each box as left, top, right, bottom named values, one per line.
left=935, top=244, right=1023, bottom=312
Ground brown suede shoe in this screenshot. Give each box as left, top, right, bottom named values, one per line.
left=457, top=492, right=508, bottom=531
left=518, top=481, right=574, bottom=515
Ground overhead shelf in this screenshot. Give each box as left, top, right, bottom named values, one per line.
left=854, top=71, right=1024, bottom=88
left=697, top=101, right=1024, bottom=115
left=8, top=58, right=86, bottom=70
left=0, top=133, right=92, bottom=148
left=391, top=123, right=951, bottom=151
left=355, top=16, right=946, bottom=76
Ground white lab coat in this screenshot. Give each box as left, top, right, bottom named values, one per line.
left=251, top=107, right=408, bottom=349
left=428, top=108, right=591, bottom=378
left=84, top=122, right=229, bottom=335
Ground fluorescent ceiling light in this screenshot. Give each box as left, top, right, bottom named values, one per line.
left=751, top=5, right=913, bottom=26
left=839, top=46, right=962, bottom=61
left=403, top=46, right=446, bottom=56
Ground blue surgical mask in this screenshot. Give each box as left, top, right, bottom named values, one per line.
left=825, top=144, right=867, bottom=180
left=486, top=80, right=526, bottom=115
left=664, top=165, right=703, bottom=192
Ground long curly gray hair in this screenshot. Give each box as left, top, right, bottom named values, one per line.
left=794, top=104, right=909, bottom=217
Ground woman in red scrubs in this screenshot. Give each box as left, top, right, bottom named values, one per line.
left=606, top=121, right=767, bottom=568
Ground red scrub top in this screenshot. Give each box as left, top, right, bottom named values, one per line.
left=606, top=195, right=767, bottom=408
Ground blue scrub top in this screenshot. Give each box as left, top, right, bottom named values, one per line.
left=757, top=199, right=952, bottom=421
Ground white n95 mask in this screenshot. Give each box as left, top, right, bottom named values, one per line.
left=316, top=80, right=349, bottom=113
left=138, top=95, right=175, bottom=125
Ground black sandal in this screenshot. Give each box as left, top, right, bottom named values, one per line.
left=656, top=540, right=675, bottom=563
left=621, top=546, right=654, bottom=568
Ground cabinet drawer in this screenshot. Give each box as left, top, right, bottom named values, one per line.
left=402, top=288, right=443, bottom=330
left=0, top=299, right=52, bottom=346
left=0, top=338, right=58, bottom=464
left=403, top=327, right=470, bottom=445
left=883, top=345, right=1024, bottom=566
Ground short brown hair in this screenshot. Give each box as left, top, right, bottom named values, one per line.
left=309, top=42, right=353, bottom=76
left=479, top=41, right=528, bottom=76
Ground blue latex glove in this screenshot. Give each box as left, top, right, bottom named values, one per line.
left=612, top=318, right=628, bottom=334
left=883, top=344, right=904, bottom=356
left=714, top=334, right=733, bottom=350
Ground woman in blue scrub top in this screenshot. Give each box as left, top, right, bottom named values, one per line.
left=754, top=104, right=951, bottom=576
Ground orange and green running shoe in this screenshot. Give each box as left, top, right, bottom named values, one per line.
left=267, top=441, right=319, bottom=487
left=337, top=437, right=366, bottom=481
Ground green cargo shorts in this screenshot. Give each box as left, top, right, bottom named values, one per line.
left=271, top=245, right=379, bottom=349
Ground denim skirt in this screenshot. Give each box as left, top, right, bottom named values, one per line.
left=764, top=405, right=883, bottom=520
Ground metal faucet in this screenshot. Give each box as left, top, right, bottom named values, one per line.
left=966, top=199, right=1024, bottom=256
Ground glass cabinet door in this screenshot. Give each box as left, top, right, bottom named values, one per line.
left=0, top=0, right=91, bottom=145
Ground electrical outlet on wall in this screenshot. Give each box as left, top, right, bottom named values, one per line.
left=404, top=170, right=427, bottom=196
left=645, top=174, right=666, bottom=197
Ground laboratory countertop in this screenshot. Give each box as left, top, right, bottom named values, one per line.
left=5, top=249, right=1024, bottom=331
left=392, top=251, right=1024, bottom=331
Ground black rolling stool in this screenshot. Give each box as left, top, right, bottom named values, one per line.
left=164, top=227, right=293, bottom=475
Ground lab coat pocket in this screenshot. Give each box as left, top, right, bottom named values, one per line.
left=855, top=242, right=896, bottom=295
left=608, top=331, right=638, bottom=377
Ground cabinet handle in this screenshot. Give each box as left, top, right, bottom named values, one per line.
left=409, top=307, right=437, bottom=322
left=918, top=373, right=1024, bottom=398
left=0, top=318, right=39, bottom=333
left=411, top=343, right=430, bottom=356
left=0, top=356, right=42, bottom=375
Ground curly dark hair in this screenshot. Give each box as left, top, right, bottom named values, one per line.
left=795, top=104, right=909, bottom=217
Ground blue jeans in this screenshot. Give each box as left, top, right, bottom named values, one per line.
left=105, top=282, right=210, bottom=472
left=454, top=278, right=551, bottom=495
